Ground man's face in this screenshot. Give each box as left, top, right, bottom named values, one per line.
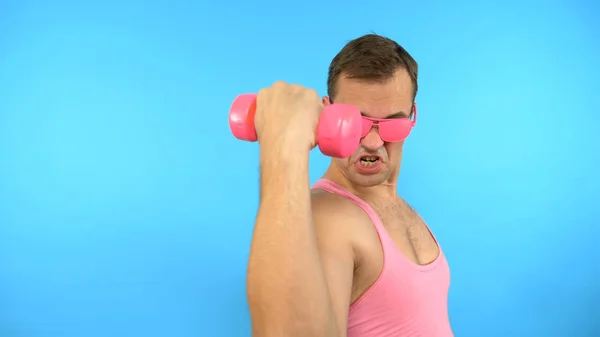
left=324, top=68, right=415, bottom=187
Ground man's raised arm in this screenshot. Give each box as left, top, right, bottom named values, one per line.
left=245, top=83, right=340, bottom=337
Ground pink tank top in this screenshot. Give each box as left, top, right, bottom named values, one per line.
left=312, top=179, right=454, bottom=337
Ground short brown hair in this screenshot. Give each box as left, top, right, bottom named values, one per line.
left=327, top=34, right=419, bottom=101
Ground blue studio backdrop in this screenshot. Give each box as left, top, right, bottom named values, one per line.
left=1, top=1, right=599, bottom=336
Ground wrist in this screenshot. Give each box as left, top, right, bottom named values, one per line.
left=258, top=125, right=314, bottom=151
left=259, top=139, right=310, bottom=193
left=259, top=133, right=312, bottom=162
left=260, top=143, right=310, bottom=168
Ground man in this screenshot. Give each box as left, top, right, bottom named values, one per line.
left=246, top=34, right=453, bottom=337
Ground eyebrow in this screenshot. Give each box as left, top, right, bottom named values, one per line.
left=360, top=111, right=410, bottom=119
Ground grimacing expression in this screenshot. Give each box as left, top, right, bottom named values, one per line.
left=327, top=69, right=415, bottom=187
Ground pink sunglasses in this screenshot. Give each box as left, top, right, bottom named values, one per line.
left=360, top=104, right=417, bottom=143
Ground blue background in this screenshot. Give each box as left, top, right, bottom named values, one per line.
left=1, top=0, right=599, bottom=336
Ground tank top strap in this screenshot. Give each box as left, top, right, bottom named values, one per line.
left=312, top=179, right=389, bottom=236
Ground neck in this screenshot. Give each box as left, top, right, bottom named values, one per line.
left=322, top=164, right=399, bottom=200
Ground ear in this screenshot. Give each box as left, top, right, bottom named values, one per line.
left=322, top=96, right=331, bottom=106
left=412, top=103, right=418, bottom=122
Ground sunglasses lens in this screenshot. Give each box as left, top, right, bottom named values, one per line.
left=360, top=117, right=414, bottom=142
left=361, top=118, right=373, bottom=138
left=379, top=119, right=413, bottom=142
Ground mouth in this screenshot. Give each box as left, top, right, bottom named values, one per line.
left=358, top=155, right=381, bottom=167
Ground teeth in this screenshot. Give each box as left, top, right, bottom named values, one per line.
left=359, top=157, right=378, bottom=167
left=360, top=161, right=376, bottom=167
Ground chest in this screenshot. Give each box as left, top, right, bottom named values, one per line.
left=350, top=199, right=449, bottom=305
left=370, top=200, right=440, bottom=266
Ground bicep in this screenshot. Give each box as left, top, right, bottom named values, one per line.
left=318, top=243, right=353, bottom=337
left=313, top=202, right=356, bottom=337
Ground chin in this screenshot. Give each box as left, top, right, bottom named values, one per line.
left=349, top=171, right=390, bottom=188
left=330, top=158, right=392, bottom=188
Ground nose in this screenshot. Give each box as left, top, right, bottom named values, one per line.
left=360, top=126, right=384, bottom=151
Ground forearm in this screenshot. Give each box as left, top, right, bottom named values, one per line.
left=246, top=147, right=338, bottom=337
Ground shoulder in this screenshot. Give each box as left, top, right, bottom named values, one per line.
left=310, top=189, right=373, bottom=252
left=311, top=189, right=371, bottom=226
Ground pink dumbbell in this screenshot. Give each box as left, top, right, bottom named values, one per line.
left=228, top=93, right=362, bottom=158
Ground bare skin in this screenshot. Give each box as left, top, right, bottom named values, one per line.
left=247, top=69, right=441, bottom=337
